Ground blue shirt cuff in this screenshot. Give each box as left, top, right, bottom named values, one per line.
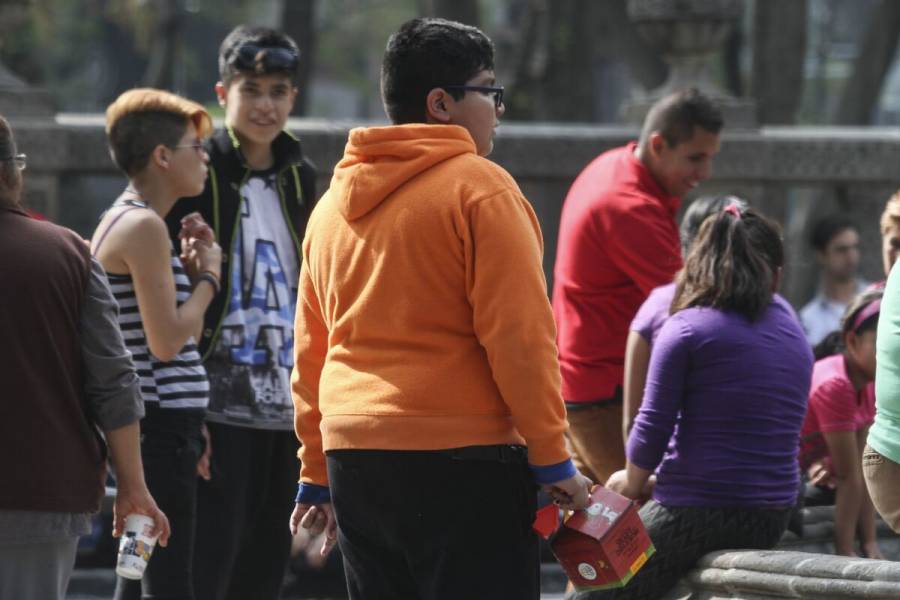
left=530, top=459, right=577, bottom=485
left=295, top=483, right=331, bottom=505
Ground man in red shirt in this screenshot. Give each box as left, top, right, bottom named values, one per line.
left=552, top=88, right=723, bottom=484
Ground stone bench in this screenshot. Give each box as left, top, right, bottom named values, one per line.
left=541, top=506, right=900, bottom=598
left=666, top=550, right=900, bottom=599
left=663, top=506, right=900, bottom=599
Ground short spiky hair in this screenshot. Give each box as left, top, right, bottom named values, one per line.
left=639, top=88, right=724, bottom=149
left=218, top=25, right=300, bottom=86
left=105, top=88, right=212, bottom=177
left=381, top=18, right=494, bottom=124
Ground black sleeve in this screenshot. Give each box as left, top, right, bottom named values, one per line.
left=299, top=157, right=318, bottom=207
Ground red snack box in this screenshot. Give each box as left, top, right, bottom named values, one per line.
left=549, top=487, right=655, bottom=591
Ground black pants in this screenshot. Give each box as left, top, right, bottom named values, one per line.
left=327, top=447, right=540, bottom=600
left=192, top=423, right=298, bottom=600
left=575, top=501, right=791, bottom=600
left=114, top=410, right=205, bottom=600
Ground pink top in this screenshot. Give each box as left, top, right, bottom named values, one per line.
left=798, top=353, right=875, bottom=469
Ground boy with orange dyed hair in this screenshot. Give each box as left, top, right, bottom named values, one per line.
left=290, top=17, right=591, bottom=600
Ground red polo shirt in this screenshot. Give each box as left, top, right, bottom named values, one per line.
left=552, top=142, right=682, bottom=402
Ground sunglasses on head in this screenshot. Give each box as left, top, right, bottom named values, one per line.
left=231, top=43, right=299, bottom=74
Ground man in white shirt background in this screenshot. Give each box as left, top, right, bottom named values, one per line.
left=799, top=214, right=868, bottom=346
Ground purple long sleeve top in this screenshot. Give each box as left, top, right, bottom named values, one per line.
left=626, top=297, right=813, bottom=508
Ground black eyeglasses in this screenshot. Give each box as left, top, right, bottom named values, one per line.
left=443, top=85, right=505, bottom=109
left=0, top=153, right=26, bottom=171
left=231, top=43, right=299, bottom=74
left=172, top=141, right=205, bottom=154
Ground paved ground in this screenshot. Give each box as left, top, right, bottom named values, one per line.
left=70, top=519, right=570, bottom=599
left=67, top=566, right=568, bottom=599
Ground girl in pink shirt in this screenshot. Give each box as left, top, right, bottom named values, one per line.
left=799, top=289, right=882, bottom=558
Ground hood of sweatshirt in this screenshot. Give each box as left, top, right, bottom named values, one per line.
left=331, top=124, right=476, bottom=221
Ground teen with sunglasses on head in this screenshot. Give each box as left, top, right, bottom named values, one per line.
left=163, top=25, right=317, bottom=600
left=600, top=205, right=813, bottom=600
left=90, top=89, right=220, bottom=600
left=800, top=290, right=884, bottom=559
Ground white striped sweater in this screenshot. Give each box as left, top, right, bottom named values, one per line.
left=106, top=245, right=209, bottom=410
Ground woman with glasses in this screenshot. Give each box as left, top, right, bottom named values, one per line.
left=90, top=89, right=221, bottom=600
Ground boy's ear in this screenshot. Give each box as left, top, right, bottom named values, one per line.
left=150, top=144, right=171, bottom=170
left=425, top=88, right=452, bottom=124
left=215, top=82, right=227, bottom=107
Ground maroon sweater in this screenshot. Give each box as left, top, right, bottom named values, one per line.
left=0, top=205, right=107, bottom=513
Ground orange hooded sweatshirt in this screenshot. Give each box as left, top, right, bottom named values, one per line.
left=292, top=124, right=572, bottom=490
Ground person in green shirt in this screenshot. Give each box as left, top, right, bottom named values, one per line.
left=864, top=257, right=900, bottom=532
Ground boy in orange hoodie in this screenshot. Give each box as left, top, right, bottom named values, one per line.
left=290, top=17, right=591, bottom=599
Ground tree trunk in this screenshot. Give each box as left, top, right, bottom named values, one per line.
left=142, top=0, right=181, bottom=90
left=539, top=0, right=596, bottom=121
left=420, top=0, right=480, bottom=27
left=503, top=0, right=547, bottom=120
left=835, top=0, right=900, bottom=125
left=504, top=0, right=665, bottom=121
left=281, top=0, right=317, bottom=115
left=752, top=0, right=807, bottom=124
left=594, top=0, right=667, bottom=93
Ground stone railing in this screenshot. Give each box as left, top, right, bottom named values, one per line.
left=10, top=115, right=900, bottom=305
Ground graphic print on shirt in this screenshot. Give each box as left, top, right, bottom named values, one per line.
left=206, top=173, right=300, bottom=428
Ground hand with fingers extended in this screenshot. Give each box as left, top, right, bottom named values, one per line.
left=113, top=485, right=171, bottom=548
left=543, top=472, right=593, bottom=511
left=179, top=212, right=215, bottom=246
left=178, top=212, right=221, bottom=282
left=290, top=502, right=337, bottom=558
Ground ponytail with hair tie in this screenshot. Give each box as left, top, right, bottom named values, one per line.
left=672, top=206, right=783, bottom=321
left=724, top=203, right=742, bottom=219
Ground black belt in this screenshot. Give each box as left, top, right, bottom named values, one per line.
left=565, top=386, right=623, bottom=411
left=436, top=444, right=528, bottom=464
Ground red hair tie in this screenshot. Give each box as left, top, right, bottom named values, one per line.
left=724, top=204, right=742, bottom=220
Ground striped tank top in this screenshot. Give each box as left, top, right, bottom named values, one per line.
left=101, top=200, right=209, bottom=410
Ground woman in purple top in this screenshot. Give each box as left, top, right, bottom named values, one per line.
left=623, top=195, right=748, bottom=443
left=591, top=206, right=814, bottom=600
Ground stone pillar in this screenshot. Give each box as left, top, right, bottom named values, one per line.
left=620, top=0, right=757, bottom=128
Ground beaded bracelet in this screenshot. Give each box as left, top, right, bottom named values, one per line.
left=197, top=270, right=221, bottom=295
